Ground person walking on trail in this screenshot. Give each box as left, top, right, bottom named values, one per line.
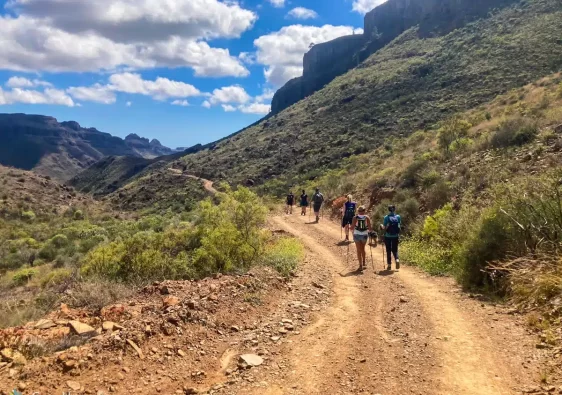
left=312, top=188, right=324, bottom=223
left=341, top=194, right=357, bottom=241
left=299, top=190, right=309, bottom=216
left=352, top=206, right=373, bottom=272
left=286, top=191, right=295, bottom=214
left=383, top=204, right=401, bottom=271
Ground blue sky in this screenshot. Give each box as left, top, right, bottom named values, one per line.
left=0, top=0, right=383, bottom=148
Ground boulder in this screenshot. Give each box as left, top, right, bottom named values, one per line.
left=68, top=320, right=95, bottom=335
left=239, top=354, right=264, bottom=367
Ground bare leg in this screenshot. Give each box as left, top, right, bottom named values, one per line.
left=355, top=241, right=362, bottom=270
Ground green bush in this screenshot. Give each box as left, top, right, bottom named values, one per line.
left=49, top=234, right=69, bottom=248
left=40, top=268, right=73, bottom=288
left=38, top=244, right=58, bottom=262
left=21, top=210, right=36, bottom=222
left=12, top=268, right=37, bottom=286
left=401, top=159, right=427, bottom=188
left=423, top=181, right=451, bottom=212
left=437, top=118, right=472, bottom=153
left=491, top=117, right=537, bottom=148
left=402, top=239, right=452, bottom=275
left=263, top=237, right=304, bottom=276
left=73, top=210, right=84, bottom=220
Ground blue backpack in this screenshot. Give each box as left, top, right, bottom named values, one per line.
left=387, top=214, right=400, bottom=235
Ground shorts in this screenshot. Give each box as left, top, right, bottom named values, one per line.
left=313, top=203, right=322, bottom=212
left=353, top=234, right=368, bottom=242
left=300, top=202, right=308, bottom=207
left=342, top=216, right=353, bottom=227
left=287, top=201, right=294, bottom=206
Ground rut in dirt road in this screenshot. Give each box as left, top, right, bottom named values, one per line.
left=269, top=214, right=530, bottom=395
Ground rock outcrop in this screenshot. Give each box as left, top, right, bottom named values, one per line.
left=271, top=0, right=518, bottom=115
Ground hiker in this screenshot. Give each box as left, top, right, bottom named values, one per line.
left=300, top=190, right=309, bottom=216
left=351, top=206, right=373, bottom=272
left=286, top=190, right=295, bottom=214
left=312, top=188, right=324, bottom=223
left=341, top=194, right=357, bottom=241
left=383, top=204, right=401, bottom=271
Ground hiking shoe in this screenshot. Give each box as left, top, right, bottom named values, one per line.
left=345, top=235, right=349, bottom=241
left=396, top=259, right=400, bottom=270
left=387, top=265, right=392, bottom=271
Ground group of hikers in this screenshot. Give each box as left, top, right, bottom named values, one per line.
left=286, top=190, right=400, bottom=273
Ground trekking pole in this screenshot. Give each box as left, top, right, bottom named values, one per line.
left=369, top=243, right=375, bottom=272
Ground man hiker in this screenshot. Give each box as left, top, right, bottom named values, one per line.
left=300, top=190, right=309, bottom=216
left=341, top=194, right=357, bottom=241
left=383, top=204, right=401, bottom=271
left=286, top=191, right=295, bottom=214
left=351, top=206, right=373, bottom=272
left=312, top=188, right=324, bottom=223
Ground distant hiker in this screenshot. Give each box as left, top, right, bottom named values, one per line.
left=341, top=194, right=357, bottom=241
left=300, top=190, right=309, bottom=216
left=352, top=206, right=373, bottom=272
left=383, top=204, right=401, bottom=271
left=312, top=188, right=324, bottom=223
left=286, top=191, right=295, bottom=214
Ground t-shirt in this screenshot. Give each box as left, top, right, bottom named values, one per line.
left=312, top=193, right=324, bottom=204
left=383, top=213, right=401, bottom=238
left=287, top=194, right=295, bottom=204
left=343, top=202, right=357, bottom=218
left=300, top=194, right=308, bottom=205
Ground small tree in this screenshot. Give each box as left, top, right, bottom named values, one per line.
left=437, top=117, right=472, bottom=153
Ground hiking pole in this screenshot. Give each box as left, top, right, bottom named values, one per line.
left=369, top=243, right=375, bottom=272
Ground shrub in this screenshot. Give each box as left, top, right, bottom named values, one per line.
left=401, top=159, right=427, bottom=188
left=49, top=234, right=69, bottom=248
left=423, top=181, right=451, bottom=212
left=437, top=117, right=472, bottom=153
left=21, top=210, right=36, bottom=222
left=402, top=239, right=452, bottom=275
left=421, top=170, right=441, bottom=189
left=491, top=117, right=537, bottom=148
left=263, top=237, right=304, bottom=276
left=12, top=268, right=37, bottom=286
left=73, top=210, right=84, bottom=220
left=38, top=244, right=58, bottom=262
left=40, top=268, right=73, bottom=288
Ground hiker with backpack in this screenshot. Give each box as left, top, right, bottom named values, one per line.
left=286, top=191, right=295, bottom=215
left=341, top=194, right=357, bottom=241
left=312, top=188, right=324, bottom=223
left=300, top=190, right=309, bottom=216
left=351, top=206, right=373, bottom=272
left=383, top=204, right=401, bottom=271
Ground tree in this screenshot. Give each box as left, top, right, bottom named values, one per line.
left=437, top=117, right=472, bottom=153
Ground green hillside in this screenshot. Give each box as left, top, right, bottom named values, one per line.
left=180, top=0, right=562, bottom=186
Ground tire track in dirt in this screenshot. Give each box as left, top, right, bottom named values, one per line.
left=302, top=215, right=520, bottom=395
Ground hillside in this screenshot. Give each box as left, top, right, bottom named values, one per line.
left=176, top=0, right=562, bottom=186
left=0, top=113, right=176, bottom=181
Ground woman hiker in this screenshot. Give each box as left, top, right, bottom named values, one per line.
left=300, top=190, right=309, bottom=216
left=341, top=194, right=357, bottom=241
left=351, top=206, right=373, bottom=272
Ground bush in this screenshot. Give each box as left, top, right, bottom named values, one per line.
left=38, top=244, right=58, bottom=262
left=402, top=239, right=452, bottom=275
left=401, top=159, right=427, bottom=188
left=12, top=268, right=37, bottom=286
left=49, top=234, right=69, bottom=248
left=21, top=210, right=36, bottom=222
left=437, top=118, right=472, bottom=153
left=491, top=117, right=537, bottom=148
left=263, top=237, right=304, bottom=276
left=40, top=268, right=73, bottom=288
left=73, top=210, right=84, bottom=220
left=423, top=181, right=451, bottom=212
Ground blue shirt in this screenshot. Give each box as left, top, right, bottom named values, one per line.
left=383, top=213, right=401, bottom=238
left=343, top=201, right=356, bottom=218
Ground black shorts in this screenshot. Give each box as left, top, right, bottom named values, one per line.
left=342, top=216, right=353, bottom=227
left=287, top=201, right=294, bottom=206
left=313, top=203, right=322, bottom=212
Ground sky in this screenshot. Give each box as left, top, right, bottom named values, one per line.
left=0, top=0, right=386, bottom=148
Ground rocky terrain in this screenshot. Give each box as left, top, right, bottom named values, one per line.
left=0, top=114, right=176, bottom=181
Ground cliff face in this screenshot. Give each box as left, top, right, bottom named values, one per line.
left=271, top=0, right=519, bottom=115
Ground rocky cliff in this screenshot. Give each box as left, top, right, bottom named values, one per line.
left=0, top=113, right=174, bottom=180
left=271, top=0, right=519, bottom=115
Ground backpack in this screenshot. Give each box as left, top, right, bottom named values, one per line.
left=355, top=215, right=368, bottom=232
left=387, top=214, right=400, bottom=235
left=313, top=193, right=323, bottom=203
left=345, top=202, right=356, bottom=217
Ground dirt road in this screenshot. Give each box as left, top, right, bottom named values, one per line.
left=248, top=214, right=540, bottom=395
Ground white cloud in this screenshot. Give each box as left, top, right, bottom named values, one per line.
left=0, top=86, right=74, bottom=106
left=126, top=101, right=132, bottom=107
left=67, top=83, right=116, bottom=104
left=202, top=100, right=211, bottom=109
left=208, top=85, right=250, bottom=105
left=352, top=0, right=388, bottom=14
left=0, top=0, right=254, bottom=77
left=6, top=76, right=53, bottom=88
left=222, top=104, right=236, bottom=112
left=109, top=73, right=201, bottom=100
left=268, top=0, right=285, bottom=8
left=238, top=102, right=271, bottom=115
left=287, top=7, right=318, bottom=20
left=254, top=24, right=360, bottom=86
left=172, top=99, right=189, bottom=106
left=255, top=89, right=275, bottom=103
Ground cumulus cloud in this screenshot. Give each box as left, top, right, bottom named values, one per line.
left=268, top=0, right=285, bottom=8
left=109, top=73, right=201, bottom=100
left=202, top=100, right=211, bottom=109
left=67, top=83, right=117, bottom=104
left=208, top=85, right=250, bottom=105
left=6, top=76, right=53, bottom=88
left=352, top=0, right=388, bottom=14
left=0, top=0, right=254, bottom=77
left=222, top=104, right=236, bottom=112
left=172, top=99, right=189, bottom=106
left=0, top=86, right=74, bottom=106
left=238, top=102, right=271, bottom=115
left=287, top=7, right=318, bottom=20
left=254, top=24, right=361, bottom=86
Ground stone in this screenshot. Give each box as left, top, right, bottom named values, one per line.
left=67, top=381, right=81, bottom=391
left=34, top=319, right=57, bottom=329
left=163, top=296, right=180, bottom=308
left=177, top=350, right=186, bottom=357
left=555, top=124, right=562, bottom=134
left=1, top=348, right=26, bottom=366
left=127, top=339, right=144, bottom=359
left=239, top=354, right=264, bottom=367
left=160, top=285, right=171, bottom=295
left=399, top=296, right=409, bottom=303
left=69, top=320, right=96, bottom=335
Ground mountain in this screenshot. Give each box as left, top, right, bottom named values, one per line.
left=0, top=113, right=175, bottom=181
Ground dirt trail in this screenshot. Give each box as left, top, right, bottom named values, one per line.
left=185, top=174, right=217, bottom=194
left=260, top=214, right=538, bottom=395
